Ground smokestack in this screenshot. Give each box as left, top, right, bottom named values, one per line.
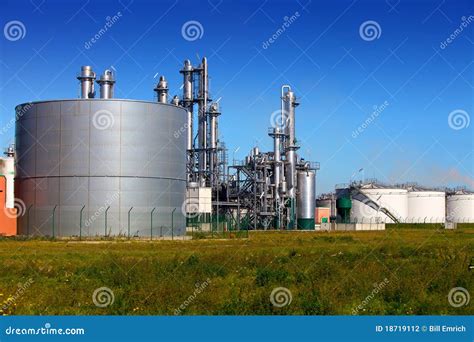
left=77, top=66, right=96, bottom=99
left=154, top=76, right=169, bottom=103
left=97, top=69, right=115, bottom=99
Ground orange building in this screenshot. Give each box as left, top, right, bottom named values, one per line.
left=0, top=176, right=17, bottom=236
left=315, top=207, right=331, bottom=224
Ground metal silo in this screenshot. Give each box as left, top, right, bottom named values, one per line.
left=407, top=190, right=446, bottom=223
left=296, top=170, right=315, bottom=229
left=447, top=191, right=474, bottom=223
left=15, top=97, right=187, bottom=237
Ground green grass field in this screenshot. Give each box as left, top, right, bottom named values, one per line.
left=0, top=226, right=472, bottom=315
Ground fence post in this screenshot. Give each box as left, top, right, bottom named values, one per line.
left=105, top=206, right=110, bottom=237
left=52, top=205, right=57, bottom=238
left=171, top=208, right=176, bottom=240
left=26, top=204, right=33, bottom=237
left=150, top=208, right=156, bottom=241
left=128, top=207, right=133, bottom=239
left=79, top=205, right=85, bottom=240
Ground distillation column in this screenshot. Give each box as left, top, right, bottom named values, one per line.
left=282, top=86, right=299, bottom=229
left=180, top=60, right=194, bottom=184
left=197, top=58, right=209, bottom=187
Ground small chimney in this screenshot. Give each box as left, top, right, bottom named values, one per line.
left=77, top=66, right=96, bottom=99
left=154, top=76, right=169, bottom=103
left=97, top=70, right=115, bottom=99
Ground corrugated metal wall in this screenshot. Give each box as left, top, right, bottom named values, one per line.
left=15, top=99, right=187, bottom=237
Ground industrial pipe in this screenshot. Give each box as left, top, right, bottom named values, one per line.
left=79, top=205, right=85, bottom=240
left=154, top=76, right=168, bottom=103
left=105, top=206, right=110, bottom=237
left=77, top=66, right=96, bottom=99
left=97, top=69, right=115, bottom=99
left=150, top=207, right=156, bottom=240
left=128, top=207, right=133, bottom=239
left=198, top=57, right=209, bottom=187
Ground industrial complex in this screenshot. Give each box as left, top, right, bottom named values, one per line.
left=0, top=57, right=473, bottom=237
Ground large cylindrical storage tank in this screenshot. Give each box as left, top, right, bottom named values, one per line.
left=15, top=99, right=187, bottom=237
left=351, top=187, right=408, bottom=223
left=296, top=170, right=315, bottom=229
left=407, top=191, right=445, bottom=223
left=447, top=193, right=474, bottom=223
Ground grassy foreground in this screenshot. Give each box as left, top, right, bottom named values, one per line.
left=0, top=227, right=472, bottom=315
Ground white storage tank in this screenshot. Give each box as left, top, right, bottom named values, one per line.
left=0, top=146, right=15, bottom=209
left=351, top=185, right=408, bottom=223
left=447, top=192, right=474, bottom=223
left=407, top=191, right=446, bottom=223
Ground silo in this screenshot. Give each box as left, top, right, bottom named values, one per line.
left=296, top=170, right=315, bottom=229
left=447, top=192, right=474, bottom=223
left=351, top=185, right=408, bottom=223
left=407, top=190, right=446, bottom=223
left=15, top=98, right=187, bottom=237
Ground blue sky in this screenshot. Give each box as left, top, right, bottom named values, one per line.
left=0, top=0, right=473, bottom=194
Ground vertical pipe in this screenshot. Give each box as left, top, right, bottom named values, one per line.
left=171, top=208, right=176, bottom=240
left=52, top=205, right=57, bottom=238
left=198, top=57, right=209, bottom=187
left=105, top=206, right=110, bottom=237
left=154, top=76, right=168, bottom=103
left=80, top=205, right=85, bottom=240
left=128, top=207, right=133, bottom=239
left=97, top=69, right=115, bottom=99
left=77, top=66, right=96, bottom=99
left=283, top=87, right=298, bottom=229
left=181, top=60, right=194, bottom=183
left=272, top=127, right=282, bottom=229
left=150, top=207, right=156, bottom=240
left=209, top=102, right=220, bottom=188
